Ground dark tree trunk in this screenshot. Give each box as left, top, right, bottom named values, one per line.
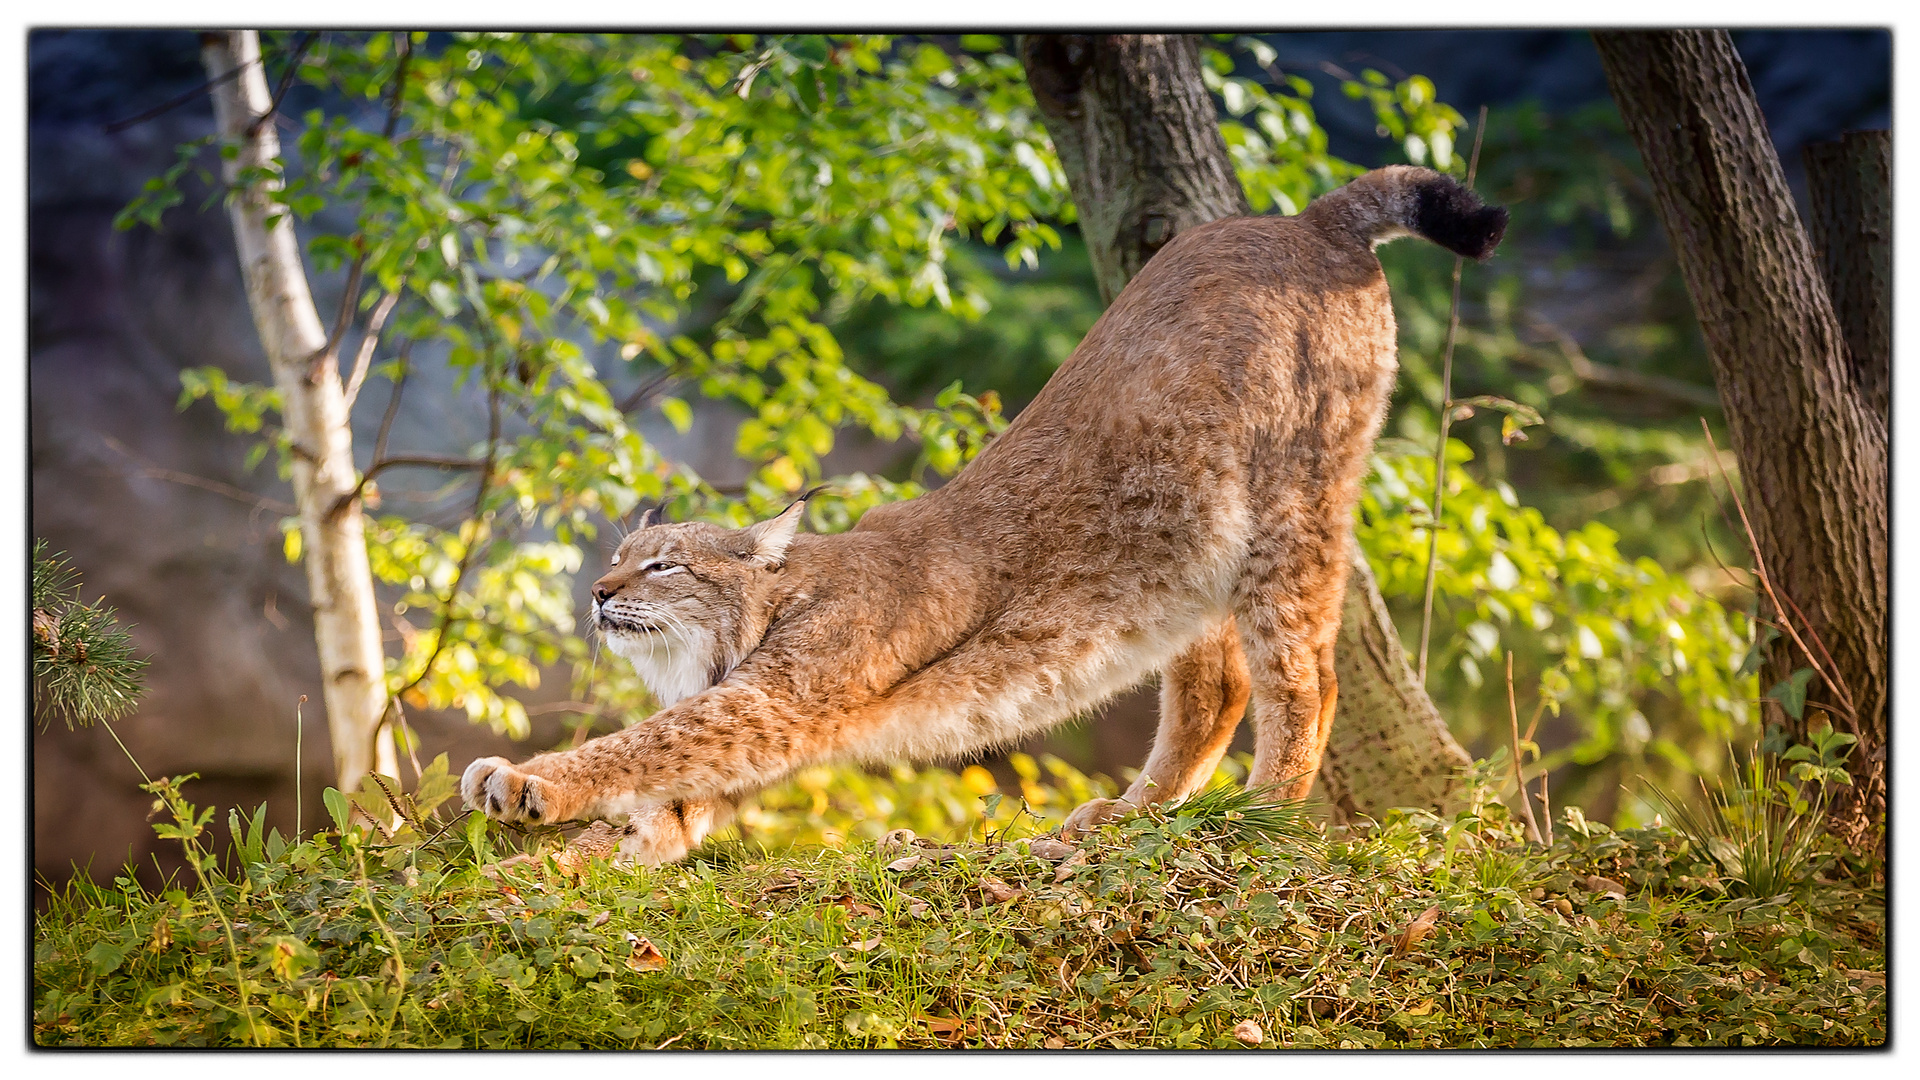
left=1019, top=33, right=1474, bottom=820
left=1803, top=131, right=1891, bottom=428
left=1594, top=30, right=1887, bottom=850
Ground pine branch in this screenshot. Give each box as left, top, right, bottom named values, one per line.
left=32, top=542, right=151, bottom=729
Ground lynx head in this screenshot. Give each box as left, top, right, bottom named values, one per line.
left=589, top=498, right=809, bottom=706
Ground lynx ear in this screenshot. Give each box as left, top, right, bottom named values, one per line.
left=740, top=488, right=823, bottom=568
left=637, top=502, right=668, bottom=530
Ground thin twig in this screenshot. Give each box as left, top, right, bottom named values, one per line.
left=101, top=434, right=297, bottom=515
left=246, top=31, right=319, bottom=138
left=381, top=33, right=413, bottom=141
left=1416, top=104, right=1488, bottom=686
left=102, top=60, right=251, bottom=134
left=391, top=699, right=426, bottom=784
left=294, top=695, right=306, bottom=842
left=1698, top=420, right=1858, bottom=724
left=617, top=369, right=678, bottom=414
left=1505, top=650, right=1542, bottom=843
left=1537, top=759, right=1553, bottom=845
left=373, top=345, right=410, bottom=464
left=340, top=289, right=401, bottom=411
left=307, top=42, right=413, bottom=384
left=310, top=244, right=368, bottom=380
left=329, top=454, right=485, bottom=522
left=384, top=377, right=503, bottom=711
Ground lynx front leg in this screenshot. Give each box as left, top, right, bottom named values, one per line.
left=1062, top=620, right=1251, bottom=837
left=609, top=796, right=739, bottom=864
left=463, top=681, right=858, bottom=835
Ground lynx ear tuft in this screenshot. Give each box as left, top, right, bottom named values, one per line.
left=740, top=488, right=823, bottom=567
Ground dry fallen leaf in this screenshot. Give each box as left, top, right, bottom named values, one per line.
left=1232, top=1018, right=1263, bottom=1045
left=886, top=854, right=925, bottom=873
left=1584, top=875, right=1629, bottom=900
left=1053, top=849, right=1090, bottom=883
left=1025, top=838, right=1076, bottom=862
left=1043, top=1036, right=1066, bottom=1050
left=846, top=934, right=883, bottom=953
left=830, top=894, right=884, bottom=919
left=624, top=932, right=666, bottom=972
left=1394, top=904, right=1442, bottom=955
left=979, top=874, right=1023, bottom=904
left=917, top=1014, right=971, bottom=1043
left=760, top=869, right=806, bottom=895
left=878, top=828, right=918, bottom=856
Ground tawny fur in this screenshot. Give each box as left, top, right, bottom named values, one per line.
left=462, top=166, right=1507, bottom=862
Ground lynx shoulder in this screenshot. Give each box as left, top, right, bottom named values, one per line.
left=462, top=166, right=1507, bottom=862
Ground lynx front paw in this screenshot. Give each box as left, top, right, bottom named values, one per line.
left=462, top=756, right=564, bottom=824
left=1060, top=796, right=1133, bottom=839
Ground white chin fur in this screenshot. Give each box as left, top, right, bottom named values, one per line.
left=604, top=626, right=716, bottom=706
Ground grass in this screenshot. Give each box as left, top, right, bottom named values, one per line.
left=32, top=759, right=1884, bottom=1049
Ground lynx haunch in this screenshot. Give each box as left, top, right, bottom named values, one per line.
left=463, top=165, right=1508, bottom=862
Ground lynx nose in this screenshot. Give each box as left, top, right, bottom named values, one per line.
left=592, top=583, right=615, bottom=604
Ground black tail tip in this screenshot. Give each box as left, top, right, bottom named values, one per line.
left=1412, top=176, right=1509, bottom=261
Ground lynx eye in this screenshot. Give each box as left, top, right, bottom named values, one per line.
left=643, top=561, right=683, bottom=576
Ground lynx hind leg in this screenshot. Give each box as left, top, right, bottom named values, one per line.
left=1238, top=562, right=1348, bottom=804
left=1062, top=620, right=1251, bottom=837
left=613, top=797, right=737, bottom=865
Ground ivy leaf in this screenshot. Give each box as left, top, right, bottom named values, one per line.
left=1737, top=625, right=1781, bottom=678
left=1765, top=668, right=1816, bottom=720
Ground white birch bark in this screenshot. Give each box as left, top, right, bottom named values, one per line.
left=201, top=30, right=396, bottom=792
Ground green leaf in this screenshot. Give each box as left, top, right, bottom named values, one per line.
left=1765, top=668, right=1815, bottom=720
left=322, top=787, right=353, bottom=834
left=659, top=396, right=693, bottom=434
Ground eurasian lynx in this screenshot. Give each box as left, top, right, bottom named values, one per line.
left=463, top=165, right=1507, bottom=862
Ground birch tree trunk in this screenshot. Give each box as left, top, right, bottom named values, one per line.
left=1593, top=31, right=1887, bottom=849
left=201, top=30, right=397, bottom=793
left=1020, top=33, right=1473, bottom=819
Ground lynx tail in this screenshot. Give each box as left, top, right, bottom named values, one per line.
left=1312, top=165, right=1509, bottom=262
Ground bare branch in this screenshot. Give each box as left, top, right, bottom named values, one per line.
left=246, top=31, right=319, bottom=138
left=341, top=289, right=401, bottom=410
left=382, top=33, right=414, bottom=140
left=101, top=434, right=296, bottom=515
left=617, top=369, right=678, bottom=414
left=1417, top=105, right=1488, bottom=686
left=102, top=50, right=253, bottom=134
left=1528, top=317, right=1721, bottom=410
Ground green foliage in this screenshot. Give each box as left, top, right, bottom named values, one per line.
left=35, top=767, right=1882, bottom=1047
left=737, top=752, right=1113, bottom=849
left=136, top=33, right=1074, bottom=735
left=1648, top=724, right=1856, bottom=899
left=31, top=542, right=150, bottom=729
left=1358, top=443, right=1753, bottom=819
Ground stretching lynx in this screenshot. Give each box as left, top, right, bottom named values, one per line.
left=463, top=165, right=1507, bottom=862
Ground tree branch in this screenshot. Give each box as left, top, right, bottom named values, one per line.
left=386, top=378, right=504, bottom=712
left=100, top=434, right=297, bottom=516
left=340, top=288, right=401, bottom=410
left=246, top=31, right=319, bottom=138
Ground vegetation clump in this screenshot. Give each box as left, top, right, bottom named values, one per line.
left=34, top=760, right=1883, bottom=1049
